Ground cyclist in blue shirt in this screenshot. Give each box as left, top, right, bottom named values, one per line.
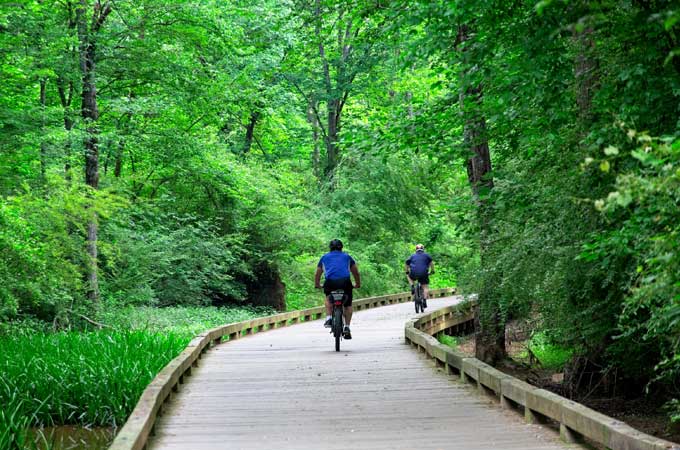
left=405, top=244, right=434, bottom=308
left=314, top=239, right=361, bottom=339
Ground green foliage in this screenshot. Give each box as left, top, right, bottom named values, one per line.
left=101, top=212, right=250, bottom=307
left=586, top=133, right=680, bottom=414
left=0, top=184, right=113, bottom=321
left=527, top=332, right=574, bottom=371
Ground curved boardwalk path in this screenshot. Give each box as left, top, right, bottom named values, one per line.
left=149, top=296, right=578, bottom=450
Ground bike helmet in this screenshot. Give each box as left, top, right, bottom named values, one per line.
left=329, top=239, right=343, bottom=251
left=415, top=244, right=425, bottom=252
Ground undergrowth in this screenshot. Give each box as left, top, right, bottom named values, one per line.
left=525, top=332, right=573, bottom=371
left=438, top=334, right=460, bottom=348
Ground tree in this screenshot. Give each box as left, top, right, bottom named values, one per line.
left=286, top=0, right=386, bottom=179
left=76, top=0, right=112, bottom=303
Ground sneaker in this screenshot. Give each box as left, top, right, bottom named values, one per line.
left=324, top=318, right=332, bottom=328
left=343, top=326, right=352, bottom=340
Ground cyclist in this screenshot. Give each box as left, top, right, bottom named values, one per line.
left=314, top=239, right=361, bottom=339
left=405, top=244, right=434, bottom=308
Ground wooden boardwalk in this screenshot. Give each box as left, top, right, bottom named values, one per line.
left=149, top=296, right=578, bottom=450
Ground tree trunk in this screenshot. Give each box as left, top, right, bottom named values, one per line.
left=306, top=100, right=321, bottom=178
left=39, top=78, right=48, bottom=181
left=243, top=111, right=259, bottom=154
left=114, top=139, right=123, bottom=177
left=77, top=0, right=110, bottom=304
left=57, top=77, right=75, bottom=180
left=574, top=26, right=598, bottom=121
left=80, top=41, right=99, bottom=190
left=457, top=24, right=507, bottom=365
left=325, top=99, right=339, bottom=176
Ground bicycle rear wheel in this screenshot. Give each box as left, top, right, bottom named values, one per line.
left=333, top=307, right=343, bottom=352
left=414, top=282, right=422, bottom=313
left=417, top=283, right=425, bottom=310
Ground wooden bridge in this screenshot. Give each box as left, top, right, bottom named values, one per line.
left=110, top=290, right=678, bottom=450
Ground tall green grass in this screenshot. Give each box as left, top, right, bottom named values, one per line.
left=0, top=305, right=275, bottom=450
left=0, top=387, right=41, bottom=449
left=0, top=331, right=188, bottom=428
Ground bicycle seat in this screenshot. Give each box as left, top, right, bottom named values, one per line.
left=329, top=290, right=346, bottom=301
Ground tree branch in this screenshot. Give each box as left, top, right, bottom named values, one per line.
left=92, top=0, right=112, bottom=32
left=282, top=74, right=329, bottom=141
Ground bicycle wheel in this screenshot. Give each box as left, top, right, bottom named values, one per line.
left=414, top=282, right=422, bottom=313
left=333, top=307, right=343, bottom=352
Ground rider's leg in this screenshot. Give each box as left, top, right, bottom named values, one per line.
left=343, top=306, right=353, bottom=326
left=407, top=274, right=415, bottom=296
left=323, top=295, right=333, bottom=327
left=422, top=284, right=429, bottom=308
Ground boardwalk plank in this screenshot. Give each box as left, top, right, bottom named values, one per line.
left=149, top=296, right=579, bottom=450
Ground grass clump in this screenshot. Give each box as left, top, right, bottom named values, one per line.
left=438, top=334, right=460, bottom=348
left=526, top=332, right=573, bottom=370
left=0, top=389, right=41, bottom=450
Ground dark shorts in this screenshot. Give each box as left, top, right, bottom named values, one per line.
left=323, top=277, right=353, bottom=306
left=410, top=273, right=429, bottom=285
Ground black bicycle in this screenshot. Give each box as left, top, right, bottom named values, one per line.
left=413, top=280, right=426, bottom=313
left=328, top=289, right=346, bottom=351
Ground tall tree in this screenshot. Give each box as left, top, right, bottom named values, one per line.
left=456, top=22, right=506, bottom=364
left=77, top=0, right=112, bottom=303
left=287, top=0, right=385, bottom=179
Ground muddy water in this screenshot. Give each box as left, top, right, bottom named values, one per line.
left=29, top=426, right=115, bottom=450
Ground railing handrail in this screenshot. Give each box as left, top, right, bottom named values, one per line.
left=405, top=300, right=679, bottom=450
left=109, top=287, right=457, bottom=450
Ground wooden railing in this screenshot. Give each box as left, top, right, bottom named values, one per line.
left=108, top=287, right=456, bottom=450
left=405, top=300, right=679, bottom=450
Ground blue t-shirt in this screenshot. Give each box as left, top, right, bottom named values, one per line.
left=406, top=251, right=432, bottom=276
left=318, top=251, right=356, bottom=280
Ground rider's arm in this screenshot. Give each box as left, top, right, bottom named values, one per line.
left=314, top=266, right=323, bottom=289
left=350, top=264, right=361, bottom=289
left=404, top=263, right=410, bottom=275
left=429, top=261, right=435, bottom=274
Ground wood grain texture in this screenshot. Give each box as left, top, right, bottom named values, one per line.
left=148, top=296, right=577, bottom=450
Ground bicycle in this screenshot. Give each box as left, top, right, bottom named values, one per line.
left=412, top=280, right=425, bottom=313
left=328, top=289, right=346, bottom=352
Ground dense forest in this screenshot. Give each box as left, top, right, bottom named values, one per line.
left=0, top=0, right=678, bottom=447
